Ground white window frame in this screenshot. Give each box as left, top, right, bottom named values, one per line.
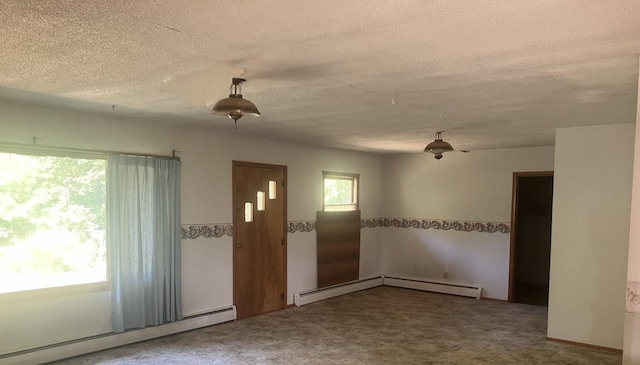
left=0, top=148, right=109, bottom=298
left=323, top=171, right=359, bottom=212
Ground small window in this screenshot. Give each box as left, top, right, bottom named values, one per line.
left=244, top=202, right=254, bottom=222
left=323, top=171, right=359, bottom=211
left=268, top=180, right=277, bottom=200
left=257, top=191, right=265, bottom=211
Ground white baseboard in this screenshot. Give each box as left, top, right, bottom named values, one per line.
left=293, top=275, right=483, bottom=308
left=0, top=306, right=236, bottom=365
left=294, top=276, right=384, bottom=306
left=383, top=276, right=482, bottom=299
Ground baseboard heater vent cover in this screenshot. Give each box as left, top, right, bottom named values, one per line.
left=1, top=306, right=236, bottom=365
left=383, top=276, right=482, bottom=299
left=294, top=276, right=383, bottom=306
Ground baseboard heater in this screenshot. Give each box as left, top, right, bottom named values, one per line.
left=0, top=306, right=236, bottom=365
left=294, top=276, right=384, bottom=306
left=383, top=276, right=482, bottom=299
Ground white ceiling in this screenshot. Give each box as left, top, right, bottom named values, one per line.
left=0, top=1, right=639, bottom=153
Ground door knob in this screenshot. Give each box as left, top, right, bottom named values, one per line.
left=236, top=243, right=243, bottom=248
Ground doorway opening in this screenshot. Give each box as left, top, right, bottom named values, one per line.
left=509, top=171, right=554, bottom=306
left=232, top=161, right=287, bottom=319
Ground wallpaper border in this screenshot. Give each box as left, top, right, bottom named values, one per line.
left=361, top=218, right=510, bottom=233
left=181, top=224, right=233, bottom=239
left=627, top=281, right=640, bottom=314
left=288, top=221, right=317, bottom=233
left=182, top=218, right=509, bottom=239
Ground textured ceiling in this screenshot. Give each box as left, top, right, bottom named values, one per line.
left=0, top=1, right=639, bottom=153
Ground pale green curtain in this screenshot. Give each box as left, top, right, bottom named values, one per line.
left=107, top=155, right=182, bottom=333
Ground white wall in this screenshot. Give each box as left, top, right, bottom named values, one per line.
left=623, top=62, right=640, bottom=364
left=548, top=123, right=634, bottom=350
left=0, top=288, right=112, bottom=354
left=0, top=100, right=383, bottom=355
left=380, top=147, right=555, bottom=299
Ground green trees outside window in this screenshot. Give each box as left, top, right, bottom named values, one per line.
left=323, top=172, right=359, bottom=211
left=0, top=152, right=106, bottom=294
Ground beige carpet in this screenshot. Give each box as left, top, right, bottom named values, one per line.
left=50, top=287, right=621, bottom=364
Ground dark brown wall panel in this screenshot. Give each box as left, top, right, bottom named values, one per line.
left=316, top=210, right=360, bottom=288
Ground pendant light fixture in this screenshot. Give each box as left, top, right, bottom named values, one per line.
left=211, top=78, right=260, bottom=129
left=424, top=131, right=454, bottom=160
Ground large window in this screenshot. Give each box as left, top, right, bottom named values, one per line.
left=323, top=171, right=359, bottom=211
left=0, top=151, right=107, bottom=294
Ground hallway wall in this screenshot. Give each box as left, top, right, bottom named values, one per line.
left=549, top=123, right=634, bottom=350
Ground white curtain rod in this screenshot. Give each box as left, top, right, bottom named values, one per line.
left=0, top=138, right=180, bottom=160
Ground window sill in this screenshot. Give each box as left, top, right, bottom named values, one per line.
left=323, top=206, right=358, bottom=212
left=0, top=281, right=110, bottom=303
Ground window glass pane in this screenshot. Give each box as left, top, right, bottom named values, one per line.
left=257, top=191, right=265, bottom=211
left=0, top=152, right=107, bottom=294
left=324, top=178, right=354, bottom=205
left=268, top=181, right=277, bottom=200
left=244, top=202, right=253, bottom=222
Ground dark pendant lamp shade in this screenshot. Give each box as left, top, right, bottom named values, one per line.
left=211, top=78, right=260, bottom=128
left=424, top=131, right=454, bottom=159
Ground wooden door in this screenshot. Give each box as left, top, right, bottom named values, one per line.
left=232, top=161, right=287, bottom=319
